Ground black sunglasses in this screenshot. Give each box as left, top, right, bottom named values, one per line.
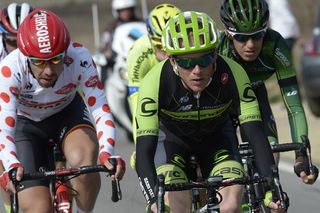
left=228, top=28, right=266, bottom=42
left=173, top=53, right=216, bottom=70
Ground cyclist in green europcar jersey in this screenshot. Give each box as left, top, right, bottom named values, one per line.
left=135, top=11, right=286, bottom=213
left=218, top=0, right=318, bottom=184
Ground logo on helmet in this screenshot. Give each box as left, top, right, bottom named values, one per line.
left=34, top=12, right=52, bottom=53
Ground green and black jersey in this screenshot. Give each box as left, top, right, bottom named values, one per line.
left=135, top=55, right=275, bottom=204
left=218, top=29, right=307, bottom=144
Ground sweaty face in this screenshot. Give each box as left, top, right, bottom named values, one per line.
left=169, top=51, right=216, bottom=93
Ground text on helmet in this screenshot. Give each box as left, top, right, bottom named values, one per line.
left=34, top=13, right=52, bottom=53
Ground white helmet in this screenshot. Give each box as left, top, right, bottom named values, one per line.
left=0, top=2, right=33, bottom=34
left=112, top=0, right=136, bottom=18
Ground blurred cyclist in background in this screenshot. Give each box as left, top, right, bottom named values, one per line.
left=126, top=3, right=181, bottom=169
left=100, top=0, right=142, bottom=83
left=0, top=2, right=33, bottom=58
left=0, top=3, right=33, bottom=212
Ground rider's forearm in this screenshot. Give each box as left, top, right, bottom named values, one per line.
left=279, top=77, right=308, bottom=143
left=240, top=121, right=276, bottom=178
left=136, top=136, right=158, bottom=204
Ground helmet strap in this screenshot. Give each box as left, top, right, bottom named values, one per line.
left=225, top=30, right=233, bottom=40
left=173, top=63, right=180, bottom=76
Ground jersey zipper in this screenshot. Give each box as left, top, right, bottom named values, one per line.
left=194, top=92, right=201, bottom=120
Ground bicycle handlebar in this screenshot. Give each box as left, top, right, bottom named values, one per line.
left=21, top=165, right=110, bottom=180
left=9, top=163, right=122, bottom=213
left=162, top=176, right=266, bottom=192
left=271, top=142, right=304, bottom=153
left=156, top=174, right=267, bottom=213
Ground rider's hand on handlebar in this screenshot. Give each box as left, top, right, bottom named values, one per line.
left=294, top=156, right=319, bottom=184
left=150, top=202, right=157, bottom=213
left=0, top=163, right=24, bottom=193
left=264, top=191, right=288, bottom=213
left=99, top=152, right=126, bottom=180
left=146, top=202, right=170, bottom=213
left=268, top=200, right=287, bottom=213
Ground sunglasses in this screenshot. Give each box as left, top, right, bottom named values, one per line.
left=173, top=53, right=215, bottom=70
left=28, top=52, right=65, bottom=68
left=3, top=36, right=17, bottom=47
left=228, top=28, right=267, bottom=42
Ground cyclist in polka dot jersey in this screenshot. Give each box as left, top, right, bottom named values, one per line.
left=0, top=9, right=125, bottom=213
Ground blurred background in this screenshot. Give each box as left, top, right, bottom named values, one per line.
left=0, top=0, right=318, bottom=53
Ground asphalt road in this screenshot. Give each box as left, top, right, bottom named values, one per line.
left=1, top=105, right=319, bottom=212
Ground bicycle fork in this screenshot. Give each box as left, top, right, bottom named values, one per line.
left=54, top=182, right=72, bottom=213
left=52, top=142, right=72, bottom=213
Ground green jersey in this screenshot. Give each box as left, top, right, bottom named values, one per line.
left=127, top=34, right=159, bottom=95
left=127, top=34, right=159, bottom=144
left=218, top=29, right=308, bottom=144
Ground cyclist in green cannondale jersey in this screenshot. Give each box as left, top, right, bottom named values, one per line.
left=135, top=11, right=286, bottom=212
left=219, top=0, right=318, bottom=184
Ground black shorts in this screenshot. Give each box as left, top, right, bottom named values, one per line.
left=156, top=118, right=243, bottom=183
left=15, top=93, right=95, bottom=191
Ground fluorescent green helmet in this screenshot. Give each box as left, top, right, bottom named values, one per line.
left=146, top=4, right=181, bottom=47
left=220, top=0, right=269, bottom=33
left=162, top=11, right=220, bottom=55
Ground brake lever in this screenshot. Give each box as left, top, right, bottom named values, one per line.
left=271, top=165, right=286, bottom=209
left=301, top=135, right=315, bottom=175
left=9, top=168, right=19, bottom=213
left=108, top=158, right=122, bottom=202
